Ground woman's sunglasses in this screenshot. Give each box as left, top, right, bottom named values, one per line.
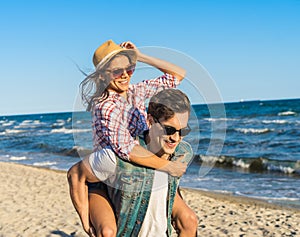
left=154, top=118, right=191, bottom=137
left=106, top=64, right=135, bottom=79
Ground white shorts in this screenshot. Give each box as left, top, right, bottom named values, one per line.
left=88, top=148, right=117, bottom=182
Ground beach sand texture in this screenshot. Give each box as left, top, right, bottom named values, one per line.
left=0, top=162, right=299, bottom=237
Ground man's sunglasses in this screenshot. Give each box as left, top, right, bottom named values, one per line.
left=106, top=64, right=135, bottom=79
left=154, top=118, right=191, bottom=137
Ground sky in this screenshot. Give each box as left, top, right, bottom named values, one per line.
left=0, top=0, right=299, bottom=116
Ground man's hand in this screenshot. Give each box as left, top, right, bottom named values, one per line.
left=159, top=155, right=187, bottom=177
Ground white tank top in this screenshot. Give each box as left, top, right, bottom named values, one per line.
left=138, top=170, right=168, bottom=237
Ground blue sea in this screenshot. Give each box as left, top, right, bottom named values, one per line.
left=1, top=98, right=300, bottom=208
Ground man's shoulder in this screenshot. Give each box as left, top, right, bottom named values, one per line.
left=174, top=141, right=194, bottom=163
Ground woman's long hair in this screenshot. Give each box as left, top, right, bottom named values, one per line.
left=80, top=69, right=109, bottom=111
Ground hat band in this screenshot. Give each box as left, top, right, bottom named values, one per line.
left=95, top=49, right=123, bottom=69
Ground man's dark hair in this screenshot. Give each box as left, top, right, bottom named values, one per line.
left=148, top=89, right=191, bottom=121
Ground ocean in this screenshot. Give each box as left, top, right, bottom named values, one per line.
left=1, top=98, right=299, bottom=208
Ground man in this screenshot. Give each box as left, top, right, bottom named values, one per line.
left=68, top=89, right=198, bottom=236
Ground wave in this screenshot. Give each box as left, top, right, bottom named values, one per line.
left=13, top=120, right=47, bottom=129
left=0, top=129, right=27, bottom=135
left=50, top=127, right=91, bottom=134
left=33, top=161, right=57, bottom=167
left=0, top=121, right=16, bottom=127
left=9, top=156, right=28, bottom=161
left=52, top=119, right=72, bottom=127
left=203, top=118, right=237, bottom=122
left=34, top=143, right=92, bottom=158
left=50, top=127, right=73, bottom=134
left=57, top=146, right=92, bottom=158
left=54, top=119, right=66, bottom=125
left=235, top=128, right=273, bottom=134
left=194, top=155, right=300, bottom=176
left=235, top=192, right=300, bottom=202
left=278, top=111, right=297, bottom=116
left=194, top=188, right=233, bottom=195
left=262, top=119, right=288, bottom=124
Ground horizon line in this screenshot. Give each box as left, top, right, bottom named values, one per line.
left=1, top=97, right=299, bottom=117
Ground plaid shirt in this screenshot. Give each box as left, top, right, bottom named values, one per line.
left=92, top=73, right=179, bottom=161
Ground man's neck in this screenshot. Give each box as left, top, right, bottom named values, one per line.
left=150, top=145, right=173, bottom=161
left=159, top=153, right=172, bottom=160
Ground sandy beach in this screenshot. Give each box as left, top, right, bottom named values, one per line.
left=0, top=162, right=299, bottom=237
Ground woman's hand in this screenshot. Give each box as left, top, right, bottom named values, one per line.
left=159, top=155, right=187, bottom=177
left=120, top=41, right=141, bottom=58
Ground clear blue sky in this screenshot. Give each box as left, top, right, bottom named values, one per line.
left=0, top=0, right=299, bottom=115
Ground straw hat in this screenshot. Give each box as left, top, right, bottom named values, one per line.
left=92, top=40, right=137, bottom=68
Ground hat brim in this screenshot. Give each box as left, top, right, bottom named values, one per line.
left=95, top=49, right=137, bottom=69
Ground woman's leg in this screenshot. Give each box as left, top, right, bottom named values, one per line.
left=89, top=188, right=117, bottom=237
left=172, top=189, right=198, bottom=237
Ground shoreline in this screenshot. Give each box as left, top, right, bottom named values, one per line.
left=181, top=186, right=300, bottom=211
left=1, top=162, right=300, bottom=236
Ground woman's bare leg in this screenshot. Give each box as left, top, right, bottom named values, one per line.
left=89, top=189, right=117, bottom=237
left=172, top=190, right=198, bottom=237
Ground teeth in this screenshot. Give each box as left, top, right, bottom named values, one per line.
left=165, top=140, right=176, bottom=146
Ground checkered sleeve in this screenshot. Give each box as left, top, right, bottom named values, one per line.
left=141, top=73, right=179, bottom=99
left=93, top=102, right=136, bottom=161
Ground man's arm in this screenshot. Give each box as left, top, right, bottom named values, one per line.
left=67, top=158, right=99, bottom=235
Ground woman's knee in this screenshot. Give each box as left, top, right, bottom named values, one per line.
left=180, top=211, right=198, bottom=230
left=96, top=225, right=117, bottom=237
left=189, top=211, right=198, bottom=228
